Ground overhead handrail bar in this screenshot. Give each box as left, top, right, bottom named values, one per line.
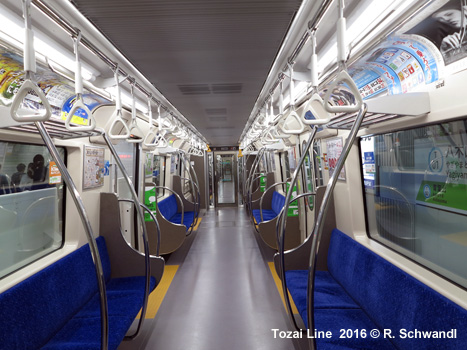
left=259, top=180, right=291, bottom=222
left=29, top=0, right=206, bottom=144
left=152, top=184, right=185, bottom=226
left=307, top=104, right=367, bottom=350
left=35, top=123, right=108, bottom=349
left=11, top=0, right=52, bottom=123
left=143, top=95, right=158, bottom=148
left=118, top=198, right=161, bottom=257
left=126, top=82, right=144, bottom=143
left=65, top=30, right=96, bottom=131
left=322, top=0, right=363, bottom=114
left=278, top=125, right=318, bottom=331
left=95, top=127, right=151, bottom=339
left=108, top=65, right=131, bottom=140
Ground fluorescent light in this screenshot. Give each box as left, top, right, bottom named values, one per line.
left=0, top=3, right=95, bottom=81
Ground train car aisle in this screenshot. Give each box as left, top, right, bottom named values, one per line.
left=121, top=207, right=294, bottom=350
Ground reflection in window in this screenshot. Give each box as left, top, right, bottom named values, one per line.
left=0, top=141, right=65, bottom=279
left=360, top=119, right=467, bottom=288
left=153, top=155, right=165, bottom=197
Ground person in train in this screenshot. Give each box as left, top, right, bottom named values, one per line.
left=10, top=162, right=26, bottom=192
left=27, top=154, right=49, bottom=189
left=0, top=164, right=10, bottom=195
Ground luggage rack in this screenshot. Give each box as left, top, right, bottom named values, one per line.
left=5, top=118, right=101, bottom=139
left=327, top=111, right=402, bottom=129
left=326, top=92, right=431, bottom=129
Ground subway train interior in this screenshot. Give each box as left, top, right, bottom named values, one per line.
left=1, top=0, right=467, bottom=349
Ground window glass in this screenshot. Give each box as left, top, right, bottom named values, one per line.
left=113, top=140, right=136, bottom=199
left=360, top=119, right=467, bottom=288
left=0, top=141, right=65, bottom=279
left=302, top=142, right=314, bottom=210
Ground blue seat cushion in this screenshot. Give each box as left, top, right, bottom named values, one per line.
left=271, top=191, right=285, bottom=215
left=327, top=228, right=467, bottom=350
left=252, top=209, right=276, bottom=223
left=286, top=270, right=359, bottom=316
left=157, top=195, right=178, bottom=221
left=172, top=211, right=195, bottom=230
left=0, top=236, right=156, bottom=350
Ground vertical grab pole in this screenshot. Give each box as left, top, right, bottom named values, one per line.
left=277, top=125, right=318, bottom=332
left=247, top=147, right=266, bottom=217
left=98, top=128, right=151, bottom=339
left=35, top=122, right=108, bottom=350
left=307, top=104, right=367, bottom=350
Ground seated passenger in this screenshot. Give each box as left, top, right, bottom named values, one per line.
left=0, top=164, right=11, bottom=195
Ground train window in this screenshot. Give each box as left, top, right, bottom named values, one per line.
left=360, top=119, right=467, bottom=288
left=0, top=141, right=65, bottom=279
left=153, top=155, right=165, bottom=197
left=281, top=151, right=291, bottom=184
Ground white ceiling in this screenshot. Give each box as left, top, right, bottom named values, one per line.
left=70, top=0, right=302, bottom=146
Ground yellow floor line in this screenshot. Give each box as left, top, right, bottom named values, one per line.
left=137, top=265, right=179, bottom=319
left=193, top=217, right=203, bottom=231
left=268, top=262, right=299, bottom=314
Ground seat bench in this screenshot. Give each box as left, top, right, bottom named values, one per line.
left=252, top=191, right=285, bottom=224
left=285, top=228, right=467, bottom=349
left=158, top=194, right=195, bottom=231
left=0, top=237, right=156, bottom=350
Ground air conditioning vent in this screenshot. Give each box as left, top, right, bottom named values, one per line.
left=212, top=83, right=242, bottom=94
left=178, top=84, right=210, bottom=95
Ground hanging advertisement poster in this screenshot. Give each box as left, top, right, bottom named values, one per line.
left=83, top=146, right=105, bottom=189
left=326, top=137, right=346, bottom=181
left=404, top=0, right=467, bottom=72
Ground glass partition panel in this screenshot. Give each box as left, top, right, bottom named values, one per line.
left=0, top=141, right=65, bottom=279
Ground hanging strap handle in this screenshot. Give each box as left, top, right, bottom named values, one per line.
left=109, top=65, right=131, bottom=139
left=143, top=95, right=158, bottom=148
left=10, top=0, right=52, bottom=123
left=65, top=31, right=96, bottom=131
left=323, top=0, right=362, bottom=114
left=127, top=82, right=144, bottom=143
left=281, top=110, right=305, bottom=134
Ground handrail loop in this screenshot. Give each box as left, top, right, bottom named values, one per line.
left=65, top=30, right=96, bottom=131
left=35, top=123, right=109, bottom=349
left=108, top=65, right=131, bottom=139
left=259, top=180, right=291, bottom=222
left=118, top=198, right=161, bottom=257
left=281, top=63, right=305, bottom=134
left=152, top=185, right=185, bottom=226
left=96, top=127, right=151, bottom=339
left=11, top=0, right=52, bottom=123
left=307, top=104, right=367, bottom=350
left=277, top=125, right=318, bottom=332
left=322, top=0, right=363, bottom=114
left=127, top=82, right=144, bottom=143
left=143, top=94, right=158, bottom=148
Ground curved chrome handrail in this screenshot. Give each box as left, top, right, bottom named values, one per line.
left=274, top=191, right=316, bottom=334
left=179, top=176, right=200, bottom=235
left=307, top=104, right=367, bottom=350
left=96, top=128, right=150, bottom=340
left=277, top=125, right=318, bottom=332
left=151, top=184, right=185, bottom=227
left=35, top=123, right=108, bottom=349
left=259, top=180, right=290, bottom=222
left=118, top=198, right=161, bottom=257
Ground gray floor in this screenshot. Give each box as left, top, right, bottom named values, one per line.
left=120, top=207, right=295, bottom=350
left=217, top=180, right=235, bottom=204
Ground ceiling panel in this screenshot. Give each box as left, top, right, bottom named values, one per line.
left=72, top=0, right=301, bottom=145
